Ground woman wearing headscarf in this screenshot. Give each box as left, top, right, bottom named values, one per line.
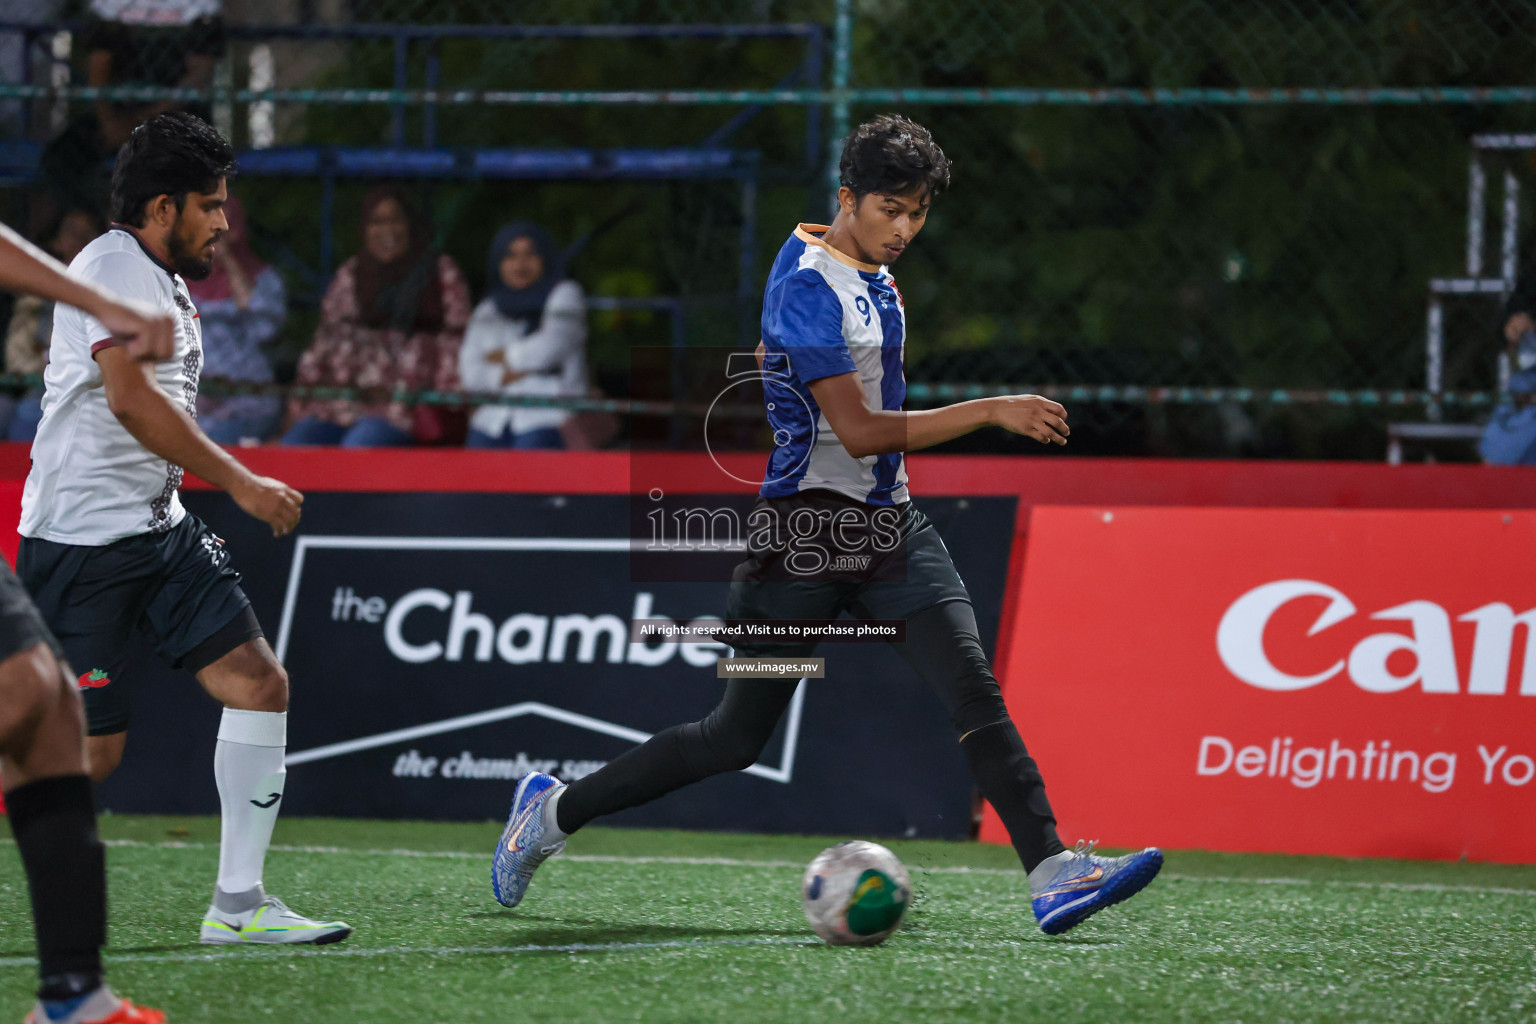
left=459, top=223, right=589, bottom=449
left=285, top=186, right=471, bottom=446
left=186, top=194, right=286, bottom=444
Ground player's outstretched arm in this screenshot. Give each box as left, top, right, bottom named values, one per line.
left=807, top=371, right=1068, bottom=457
left=0, top=222, right=175, bottom=362
left=95, top=347, right=303, bottom=536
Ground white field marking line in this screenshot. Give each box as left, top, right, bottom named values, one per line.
left=15, top=840, right=1536, bottom=897
left=0, top=936, right=814, bottom=970
left=0, top=934, right=1118, bottom=971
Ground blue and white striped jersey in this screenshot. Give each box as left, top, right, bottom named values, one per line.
left=758, top=224, right=909, bottom=505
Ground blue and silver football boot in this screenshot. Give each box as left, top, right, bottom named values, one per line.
left=1030, top=839, right=1163, bottom=935
left=492, top=772, right=567, bottom=908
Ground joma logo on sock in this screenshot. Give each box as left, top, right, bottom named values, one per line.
left=250, top=793, right=282, bottom=808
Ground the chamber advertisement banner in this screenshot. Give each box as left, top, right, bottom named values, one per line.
left=985, top=506, right=1536, bottom=862
left=97, top=491, right=1014, bottom=839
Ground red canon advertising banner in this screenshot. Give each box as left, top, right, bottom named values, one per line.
left=984, top=506, right=1536, bottom=863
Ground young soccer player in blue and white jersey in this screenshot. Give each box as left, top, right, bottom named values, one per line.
left=493, top=115, right=1163, bottom=936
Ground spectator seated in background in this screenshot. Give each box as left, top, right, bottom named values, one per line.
left=284, top=186, right=470, bottom=447
left=35, top=0, right=225, bottom=228
left=186, top=194, right=285, bottom=445
left=2, top=207, right=104, bottom=442
left=1482, top=312, right=1536, bottom=465
left=459, top=223, right=589, bottom=450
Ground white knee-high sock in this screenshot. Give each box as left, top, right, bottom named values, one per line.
left=214, top=708, right=287, bottom=900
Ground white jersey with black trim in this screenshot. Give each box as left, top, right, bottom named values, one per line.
left=20, top=227, right=203, bottom=545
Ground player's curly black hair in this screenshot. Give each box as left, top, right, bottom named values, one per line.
left=110, top=111, right=236, bottom=226
left=838, top=114, right=951, bottom=201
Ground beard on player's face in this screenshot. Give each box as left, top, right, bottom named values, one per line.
left=167, top=215, right=216, bottom=280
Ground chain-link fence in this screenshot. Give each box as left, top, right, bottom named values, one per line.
left=4, top=1, right=1536, bottom=458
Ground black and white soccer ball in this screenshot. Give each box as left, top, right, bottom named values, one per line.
left=801, top=840, right=911, bottom=946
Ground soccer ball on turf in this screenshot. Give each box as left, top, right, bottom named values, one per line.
left=801, top=840, right=911, bottom=946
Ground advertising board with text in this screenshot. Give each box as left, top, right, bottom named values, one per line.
left=96, top=491, right=1014, bottom=838
left=983, top=506, right=1536, bottom=862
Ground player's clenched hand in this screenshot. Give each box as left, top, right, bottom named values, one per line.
left=990, top=394, right=1069, bottom=445
left=233, top=475, right=304, bottom=537
left=95, top=296, right=176, bottom=362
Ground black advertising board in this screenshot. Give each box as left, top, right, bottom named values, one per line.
left=97, top=491, right=1015, bottom=839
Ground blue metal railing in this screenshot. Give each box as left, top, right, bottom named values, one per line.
left=0, top=20, right=827, bottom=150
left=0, top=19, right=808, bottom=346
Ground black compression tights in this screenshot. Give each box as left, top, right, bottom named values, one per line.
left=555, top=599, right=1065, bottom=871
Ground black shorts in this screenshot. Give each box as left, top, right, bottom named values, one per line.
left=725, top=490, right=971, bottom=658
left=17, top=513, right=264, bottom=736
left=0, top=561, right=64, bottom=665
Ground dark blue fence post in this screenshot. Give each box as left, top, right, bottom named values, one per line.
left=320, top=169, right=335, bottom=277
left=805, top=25, right=825, bottom=178
left=17, top=24, right=32, bottom=140
left=737, top=164, right=759, bottom=347
left=392, top=32, right=408, bottom=146
left=424, top=40, right=439, bottom=147
left=669, top=298, right=687, bottom=448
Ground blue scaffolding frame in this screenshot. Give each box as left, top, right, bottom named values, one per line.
left=0, top=19, right=827, bottom=345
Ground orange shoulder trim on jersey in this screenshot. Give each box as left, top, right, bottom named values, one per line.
left=794, top=223, right=881, bottom=274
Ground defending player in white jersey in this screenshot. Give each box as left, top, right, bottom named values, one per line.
left=491, top=115, right=1163, bottom=936
left=16, top=112, right=350, bottom=946
left=0, top=220, right=170, bottom=1024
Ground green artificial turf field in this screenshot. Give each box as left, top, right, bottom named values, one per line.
left=4, top=816, right=1536, bottom=1023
